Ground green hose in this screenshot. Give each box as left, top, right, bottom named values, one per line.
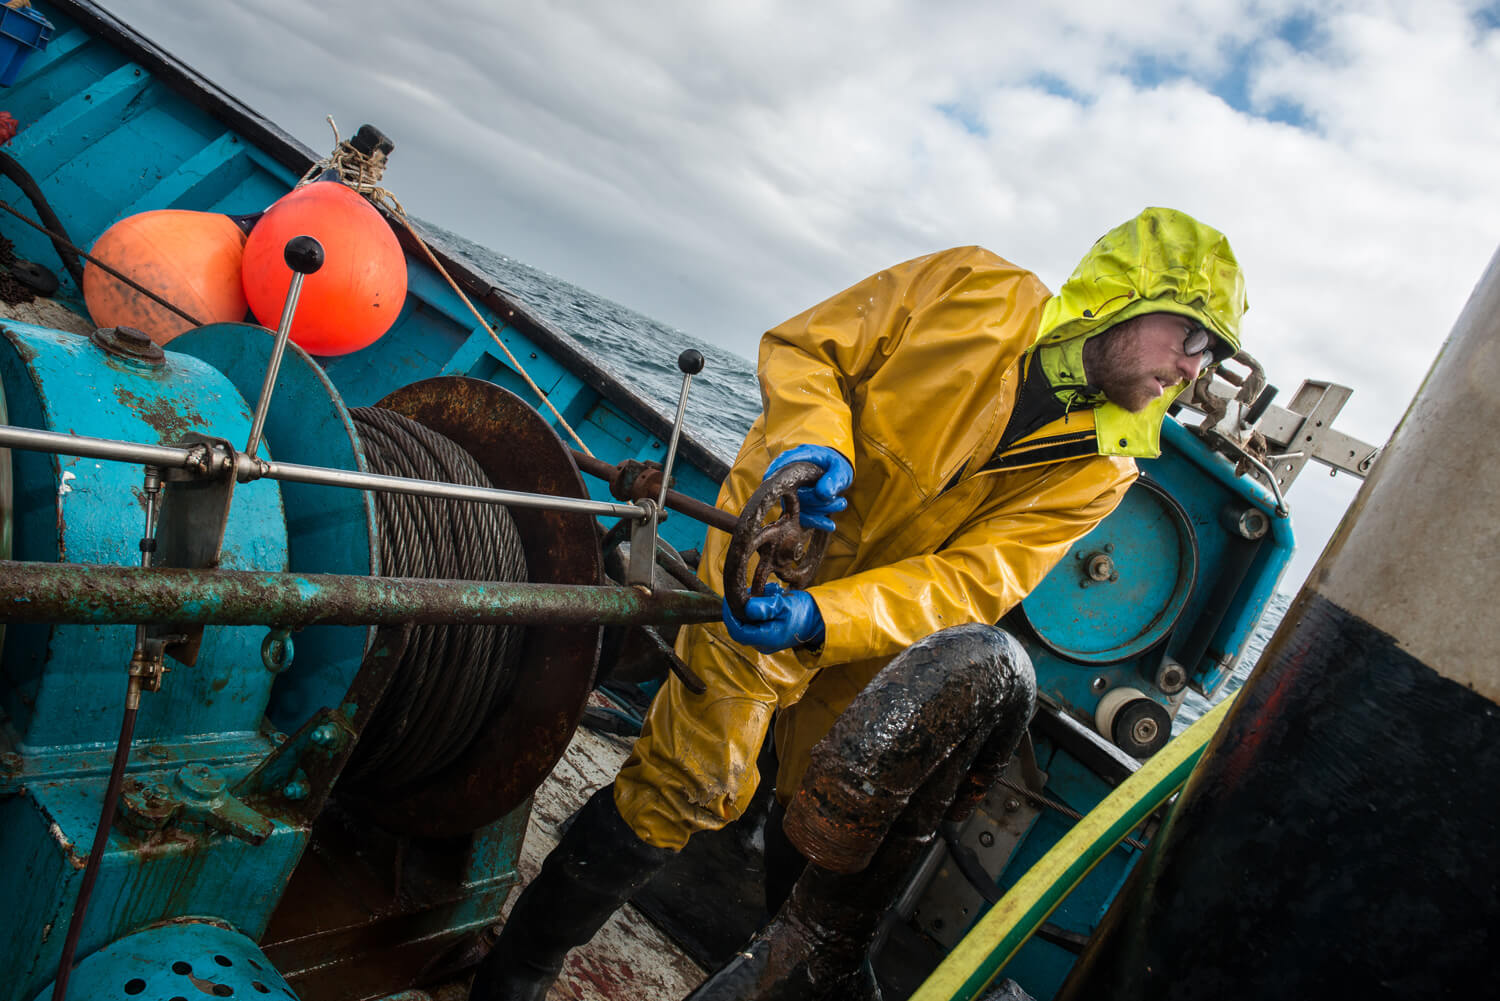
left=910, top=693, right=1238, bottom=1001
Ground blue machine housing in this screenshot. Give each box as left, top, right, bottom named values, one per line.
left=0, top=322, right=306, bottom=1001
left=1017, top=418, right=1293, bottom=726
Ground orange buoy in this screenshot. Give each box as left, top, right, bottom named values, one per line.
left=240, top=181, right=407, bottom=356
left=82, top=210, right=249, bottom=345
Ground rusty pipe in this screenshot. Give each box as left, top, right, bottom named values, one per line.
left=784, top=624, right=1037, bottom=875
left=690, top=626, right=1037, bottom=1001
left=0, top=560, right=721, bottom=628
left=571, top=449, right=736, bottom=533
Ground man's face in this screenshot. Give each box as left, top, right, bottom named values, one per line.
left=1082, top=314, right=1208, bottom=413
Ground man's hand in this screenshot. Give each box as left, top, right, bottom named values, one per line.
left=723, top=582, right=825, bottom=654
left=763, top=444, right=853, bottom=532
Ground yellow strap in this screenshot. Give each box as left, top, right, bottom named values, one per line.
left=910, top=692, right=1238, bottom=1001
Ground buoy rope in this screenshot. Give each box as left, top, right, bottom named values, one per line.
left=340, top=406, right=530, bottom=789
left=302, top=117, right=596, bottom=456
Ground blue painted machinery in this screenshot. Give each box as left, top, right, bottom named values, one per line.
left=0, top=294, right=725, bottom=1000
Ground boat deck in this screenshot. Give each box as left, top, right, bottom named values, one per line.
left=508, top=700, right=708, bottom=1000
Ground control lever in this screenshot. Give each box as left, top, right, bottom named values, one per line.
left=244, top=235, right=324, bottom=463
left=627, top=350, right=704, bottom=587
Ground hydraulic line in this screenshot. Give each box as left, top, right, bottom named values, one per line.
left=0, top=151, right=86, bottom=288
left=340, top=407, right=530, bottom=789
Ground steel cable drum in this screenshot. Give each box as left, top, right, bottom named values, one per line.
left=1017, top=478, right=1197, bottom=664
left=336, top=405, right=531, bottom=790
left=337, top=377, right=604, bottom=838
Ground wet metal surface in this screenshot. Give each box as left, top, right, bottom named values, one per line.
left=784, top=625, right=1037, bottom=875
left=689, top=628, right=1037, bottom=1001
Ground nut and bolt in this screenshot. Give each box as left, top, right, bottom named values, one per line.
left=309, top=723, right=342, bottom=749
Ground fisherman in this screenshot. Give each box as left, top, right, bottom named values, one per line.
left=469, top=206, right=1247, bottom=1000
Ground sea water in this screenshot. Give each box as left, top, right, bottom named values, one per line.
left=431, top=226, right=1278, bottom=728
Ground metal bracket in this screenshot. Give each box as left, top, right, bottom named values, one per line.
left=1252, top=380, right=1382, bottom=489
left=153, top=432, right=239, bottom=666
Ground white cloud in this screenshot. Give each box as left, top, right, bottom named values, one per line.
left=101, top=0, right=1500, bottom=585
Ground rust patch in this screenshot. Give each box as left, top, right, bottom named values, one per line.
left=113, top=385, right=206, bottom=441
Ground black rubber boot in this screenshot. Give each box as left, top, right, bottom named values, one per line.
left=468, top=784, right=675, bottom=1001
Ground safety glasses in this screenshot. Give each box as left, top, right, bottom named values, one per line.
left=1182, top=324, right=1232, bottom=364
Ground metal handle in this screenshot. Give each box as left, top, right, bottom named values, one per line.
left=245, top=235, right=324, bottom=459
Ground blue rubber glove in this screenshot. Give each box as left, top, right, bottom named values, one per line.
left=723, top=582, right=825, bottom=654
left=763, top=444, right=853, bottom=532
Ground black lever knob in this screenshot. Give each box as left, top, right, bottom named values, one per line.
left=284, top=235, right=325, bottom=275
left=678, top=349, right=705, bottom=375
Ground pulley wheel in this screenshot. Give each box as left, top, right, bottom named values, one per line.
left=1019, top=477, right=1197, bottom=665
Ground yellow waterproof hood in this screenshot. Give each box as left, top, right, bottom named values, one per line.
left=1031, top=207, right=1248, bottom=458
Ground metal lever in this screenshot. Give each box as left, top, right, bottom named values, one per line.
left=657, top=348, right=704, bottom=511
left=628, top=349, right=704, bottom=588
left=245, top=235, right=324, bottom=459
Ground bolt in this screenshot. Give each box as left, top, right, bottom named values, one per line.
left=1004, top=798, right=1022, bottom=813
left=979, top=831, right=995, bottom=847
left=283, top=778, right=310, bottom=801
left=309, top=723, right=341, bottom=748
left=1091, top=677, right=1109, bottom=694
left=1132, top=717, right=1160, bottom=745
left=1104, top=543, right=1114, bottom=553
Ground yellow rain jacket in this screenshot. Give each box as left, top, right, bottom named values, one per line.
left=615, top=208, right=1246, bottom=850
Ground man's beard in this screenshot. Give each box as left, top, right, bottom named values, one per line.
left=1082, top=324, right=1180, bottom=413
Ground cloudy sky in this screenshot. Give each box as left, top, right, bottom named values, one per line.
left=102, top=0, right=1500, bottom=585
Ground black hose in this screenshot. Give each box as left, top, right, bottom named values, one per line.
left=339, top=408, right=529, bottom=789
left=0, top=150, right=85, bottom=288
left=50, top=677, right=141, bottom=1001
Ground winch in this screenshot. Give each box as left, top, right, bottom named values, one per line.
left=0, top=236, right=720, bottom=1001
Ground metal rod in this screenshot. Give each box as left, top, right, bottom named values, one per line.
left=0, top=423, right=648, bottom=521
left=0, top=424, right=200, bottom=469
left=570, top=448, right=736, bottom=533
left=245, top=272, right=311, bottom=458
left=658, top=351, right=703, bottom=512
left=0, top=560, right=722, bottom=628
left=259, top=457, right=646, bottom=519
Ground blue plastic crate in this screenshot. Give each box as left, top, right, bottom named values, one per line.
left=0, top=4, right=54, bottom=87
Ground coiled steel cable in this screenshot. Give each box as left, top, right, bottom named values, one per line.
left=340, top=407, right=529, bottom=788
